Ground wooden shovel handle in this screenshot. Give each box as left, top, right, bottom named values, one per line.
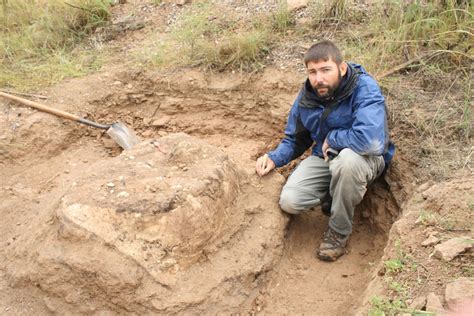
left=0, top=91, right=80, bottom=122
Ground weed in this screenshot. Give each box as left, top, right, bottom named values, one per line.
left=417, top=210, right=439, bottom=226
left=388, top=280, right=408, bottom=297
left=384, top=258, right=405, bottom=274
left=369, top=296, right=406, bottom=316
left=309, top=0, right=349, bottom=23
left=217, top=30, right=269, bottom=71
left=383, top=240, right=415, bottom=276
left=369, top=295, right=436, bottom=316
left=272, top=1, right=294, bottom=33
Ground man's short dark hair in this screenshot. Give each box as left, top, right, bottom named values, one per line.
left=304, top=40, right=343, bottom=66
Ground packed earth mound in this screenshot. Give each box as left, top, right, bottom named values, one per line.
left=3, top=133, right=288, bottom=314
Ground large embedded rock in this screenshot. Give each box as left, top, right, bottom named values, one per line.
left=5, top=133, right=288, bottom=314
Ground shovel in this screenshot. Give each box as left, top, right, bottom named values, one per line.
left=0, top=91, right=140, bottom=150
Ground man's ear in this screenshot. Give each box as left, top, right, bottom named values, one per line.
left=339, top=62, right=348, bottom=76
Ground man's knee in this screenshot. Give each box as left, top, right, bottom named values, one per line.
left=279, top=187, right=304, bottom=214
left=330, top=148, right=366, bottom=179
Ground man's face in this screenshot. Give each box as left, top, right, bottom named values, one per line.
left=307, top=59, right=347, bottom=99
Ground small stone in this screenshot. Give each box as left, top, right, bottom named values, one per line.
left=445, top=277, right=474, bottom=311
left=151, top=115, right=171, bottom=127
left=426, top=292, right=445, bottom=314
left=117, top=191, right=129, bottom=198
left=106, top=182, right=115, bottom=188
left=113, top=81, right=122, bottom=85
left=129, top=156, right=135, bottom=160
left=421, top=235, right=439, bottom=247
left=126, top=84, right=133, bottom=89
left=409, top=296, right=426, bottom=310
left=433, top=236, right=473, bottom=261
left=142, top=130, right=153, bottom=137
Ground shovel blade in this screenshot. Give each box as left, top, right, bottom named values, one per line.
left=106, top=122, right=140, bottom=150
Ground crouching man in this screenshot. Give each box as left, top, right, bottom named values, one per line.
left=256, top=40, right=395, bottom=261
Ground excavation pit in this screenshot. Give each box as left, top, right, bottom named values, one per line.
left=0, top=69, right=404, bottom=314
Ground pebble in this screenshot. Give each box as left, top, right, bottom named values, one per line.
left=142, top=130, right=154, bottom=137
left=106, top=182, right=115, bottom=188
left=421, top=234, right=439, bottom=247
left=117, top=191, right=130, bottom=198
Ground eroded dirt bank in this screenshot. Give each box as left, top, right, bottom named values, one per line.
left=0, top=68, right=406, bottom=314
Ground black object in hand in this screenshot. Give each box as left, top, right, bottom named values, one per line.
left=327, top=148, right=339, bottom=160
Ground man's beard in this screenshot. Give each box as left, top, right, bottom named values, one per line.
left=313, top=69, right=342, bottom=99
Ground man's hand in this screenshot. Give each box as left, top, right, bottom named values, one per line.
left=322, top=138, right=330, bottom=161
left=256, top=154, right=276, bottom=177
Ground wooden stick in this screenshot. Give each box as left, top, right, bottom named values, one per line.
left=376, top=53, right=433, bottom=80
left=0, top=89, right=47, bottom=100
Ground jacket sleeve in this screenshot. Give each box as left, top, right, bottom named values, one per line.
left=267, top=93, right=313, bottom=167
left=326, top=78, right=388, bottom=156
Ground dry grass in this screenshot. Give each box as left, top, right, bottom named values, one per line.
left=0, top=0, right=111, bottom=91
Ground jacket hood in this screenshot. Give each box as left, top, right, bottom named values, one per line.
left=299, top=62, right=363, bottom=108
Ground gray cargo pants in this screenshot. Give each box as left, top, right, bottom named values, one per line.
left=279, top=148, right=385, bottom=235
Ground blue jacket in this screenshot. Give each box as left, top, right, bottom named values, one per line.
left=268, top=63, right=395, bottom=168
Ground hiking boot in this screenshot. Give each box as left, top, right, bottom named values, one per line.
left=316, top=227, right=349, bottom=261
left=320, top=194, right=332, bottom=217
